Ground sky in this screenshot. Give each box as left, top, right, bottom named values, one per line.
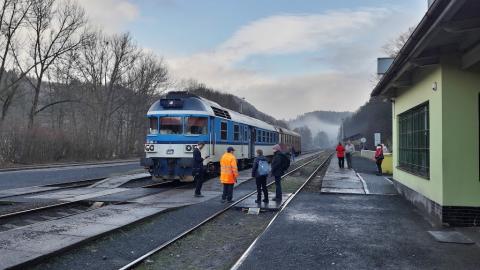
left=78, top=0, right=427, bottom=120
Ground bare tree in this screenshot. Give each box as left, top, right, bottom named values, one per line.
left=0, top=0, right=32, bottom=126
left=382, top=26, right=415, bottom=58
left=25, top=0, right=88, bottom=127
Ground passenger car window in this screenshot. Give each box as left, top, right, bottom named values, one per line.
left=221, top=121, right=228, bottom=140
left=159, top=117, right=182, bottom=134
left=234, top=124, right=240, bottom=141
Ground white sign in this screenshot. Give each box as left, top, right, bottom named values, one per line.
left=374, top=133, right=381, bottom=146
left=360, top=137, right=366, bottom=143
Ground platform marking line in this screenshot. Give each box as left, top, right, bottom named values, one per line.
left=384, top=177, right=394, bottom=184
left=356, top=172, right=370, bottom=195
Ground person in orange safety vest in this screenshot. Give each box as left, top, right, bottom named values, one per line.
left=220, top=146, right=239, bottom=203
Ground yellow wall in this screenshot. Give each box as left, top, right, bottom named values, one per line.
left=392, top=66, right=444, bottom=205
left=441, top=56, right=480, bottom=206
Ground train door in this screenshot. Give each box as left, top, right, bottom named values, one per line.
left=209, top=116, right=215, bottom=157
left=249, top=126, right=256, bottom=159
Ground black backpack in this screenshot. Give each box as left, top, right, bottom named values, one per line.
left=282, top=153, right=290, bottom=171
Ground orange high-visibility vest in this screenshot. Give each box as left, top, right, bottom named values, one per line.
left=220, top=152, right=238, bottom=184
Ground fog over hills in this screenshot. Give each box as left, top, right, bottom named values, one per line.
left=287, top=111, right=353, bottom=146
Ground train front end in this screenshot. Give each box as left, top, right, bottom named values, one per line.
left=140, top=95, right=210, bottom=182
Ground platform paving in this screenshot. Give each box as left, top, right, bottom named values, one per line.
left=235, top=157, right=480, bottom=270
left=321, top=158, right=365, bottom=194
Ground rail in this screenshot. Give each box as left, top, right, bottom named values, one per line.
left=118, top=151, right=327, bottom=270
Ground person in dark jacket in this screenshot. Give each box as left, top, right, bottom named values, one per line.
left=252, top=149, right=269, bottom=203
left=192, top=142, right=208, bottom=197
left=271, top=144, right=289, bottom=202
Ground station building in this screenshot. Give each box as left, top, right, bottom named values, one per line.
left=371, top=0, right=480, bottom=226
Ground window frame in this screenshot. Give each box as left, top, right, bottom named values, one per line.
left=398, top=102, right=430, bottom=178
left=233, top=124, right=240, bottom=141
left=159, top=116, right=183, bottom=135
left=220, top=121, right=228, bottom=141
left=184, top=116, right=208, bottom=136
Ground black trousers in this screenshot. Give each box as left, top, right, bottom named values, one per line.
left=194, top=170, right=204, bottom=195
left=255, top=175, right=268, bottom=201
left=222, top=184, right=234, bottom=201
left=345, top=153, right=352, bottom=168
left=274, top=175, right=282, bottom=199
left=338, top=157, right=345, bottom=168
left=376, top=159, right=383, bottom=175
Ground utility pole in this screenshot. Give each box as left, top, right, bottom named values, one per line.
left=240, top=97, right=245, bottom=113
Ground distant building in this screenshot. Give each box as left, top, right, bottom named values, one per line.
left=371, top=0, right=480, bottom=226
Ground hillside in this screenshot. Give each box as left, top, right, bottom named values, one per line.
left=184, top=83, right=289, bottom=128
left=287, top=111, right=353, bottom=148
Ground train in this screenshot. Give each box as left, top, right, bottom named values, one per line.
left=140, top=91, right=301, bottom=181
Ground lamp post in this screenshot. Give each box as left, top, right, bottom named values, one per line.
left=240, top=97, right=245, bottom=113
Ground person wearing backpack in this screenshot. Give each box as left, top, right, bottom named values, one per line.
left=252, top=149, right=270, bottom=203
left=271, top=144, right=290, bottom=202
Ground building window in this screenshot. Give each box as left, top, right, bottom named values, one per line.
left=221, top=121, right=228, bottom=140
left=234, top=124, right=240, bottom=141
left=398, top=102, right=430, bottom=178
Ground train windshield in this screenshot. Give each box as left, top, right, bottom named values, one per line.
left=149, top=117, right=159, bottom=134
left=159, top=117, right=183, bottom=134
left=185, top=117, right=208, bottom=135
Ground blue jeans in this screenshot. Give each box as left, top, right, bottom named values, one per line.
left=274, top=175, right=282, bottom=199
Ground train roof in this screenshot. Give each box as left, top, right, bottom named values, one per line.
left=148, top=91, right=278, bottom=131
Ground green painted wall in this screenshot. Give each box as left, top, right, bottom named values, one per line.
left=441, top=56, right=480, bottom=206
left=393, top=55, right=480, bottom=207
left=393, top=66, right=444, bottom=205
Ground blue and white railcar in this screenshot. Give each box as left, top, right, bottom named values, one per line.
left=140, top=92, right=299, bottom=182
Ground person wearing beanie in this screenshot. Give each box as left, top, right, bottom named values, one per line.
left=220, top=146, right=238, bottom=202
left=270, top=144, right=290, bottom=202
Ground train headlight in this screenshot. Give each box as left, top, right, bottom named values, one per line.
left=185, top=145, right=193, bottom=152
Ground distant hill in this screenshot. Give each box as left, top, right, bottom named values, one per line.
left=287, top=110, right=353, bottom=147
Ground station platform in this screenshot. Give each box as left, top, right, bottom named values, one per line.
left=234, top=155, right=480, bottom=270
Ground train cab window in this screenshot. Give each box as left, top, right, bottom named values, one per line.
left=185, top=117, right=208, bottom=135
left=149, top=117, right=158, bottom=134
left=221, top=121, right=228, bottom=140
left=234, top=124, right=240, bottom=141
left=159, top=117, right=182, bottom=134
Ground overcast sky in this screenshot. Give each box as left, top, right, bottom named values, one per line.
left=78, top=0, right=427, bottom=120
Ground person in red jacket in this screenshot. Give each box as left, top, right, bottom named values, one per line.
left=374, top=144, right=384, bottom=175
left=336, top=142, right=345, bottom=169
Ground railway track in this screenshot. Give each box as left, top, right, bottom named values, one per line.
left=0, top=176, right=176, bottom=232
left=118, top=151, right=330, bottom=270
